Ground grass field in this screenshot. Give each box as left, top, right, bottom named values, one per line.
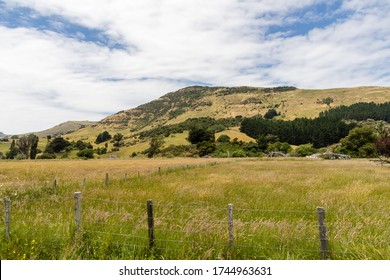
left=0, top=158, right=389, bottom=260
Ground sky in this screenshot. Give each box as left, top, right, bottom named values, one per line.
left=0, top=0, right=389, bottom=135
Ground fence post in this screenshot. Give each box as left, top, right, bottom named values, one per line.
left=228, top=203, right=234, bottom=249
left=158, top=167, right=161, bottom=176
left=147, top=200, right=154, bottom=249
left=317, top=207, right=329, bottom=259
left=53, top=179, right=57, bottom=195
left=83, top=177, right=86, bottom=191
left=4, top=197, right=11, bottom=241
left=105, top=173, right=109, bottom=187
left=74, top=192, right=82, bottom=234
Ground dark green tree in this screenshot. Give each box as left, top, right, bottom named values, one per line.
left=217, top=134, right=231, bottom=143
left=264, top=109, right=279, bottom=119
left=16, top=136, right=31, bottom=159
left=77, top=148, right=94, bottom=159
left=6, top=140, right=18, bottom=159
left=197, top=141, right=216, bottom=157
left=293, top=143, right=317, bottom=157
left=147, top=136, right=165, bottom=158
left=95, top=131, right=112, bottom=144
left=188, top=127, right=215, bottom=144
left=338, top=126, right=378, bottom=157
left=113, top=133, right=124, bottom=147
left=45, top=137, right=71, bottom=153
left=28, top=134, right=39, bottom=159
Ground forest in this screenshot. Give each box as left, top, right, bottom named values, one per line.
left=240, top=102, right=390, bottom=148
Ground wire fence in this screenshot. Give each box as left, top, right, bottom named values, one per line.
left=1, top=191, right=390, bottom=260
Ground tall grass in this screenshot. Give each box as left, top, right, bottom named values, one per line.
left=0, top=158, right=389, bottom=260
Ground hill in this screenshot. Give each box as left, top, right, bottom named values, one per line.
left=56, top=85, right=390, bottom=157
left=0, top=132, right=7, bottom=139
left=2, top=85, right=390, bottom=159
left=30, top=121, right=96, bottom=138
left=100, top=86, right=390, bottom=131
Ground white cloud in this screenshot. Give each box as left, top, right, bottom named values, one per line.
left=0, top=0, right=389, bottom=134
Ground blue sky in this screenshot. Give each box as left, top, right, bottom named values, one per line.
left=0, top=0, right=389, bottom=134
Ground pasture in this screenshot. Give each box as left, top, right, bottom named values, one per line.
left=0, top=158, right=389, bottom=260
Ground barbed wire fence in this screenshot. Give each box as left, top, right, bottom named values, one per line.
left=1, top=163, right=389, bottom=259
left=2, top=192, right=390, bottom=260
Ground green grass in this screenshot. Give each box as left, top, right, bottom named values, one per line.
left=0, top=158, right=389, bottom=260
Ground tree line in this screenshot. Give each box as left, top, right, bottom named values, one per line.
left=240, top=102, right=390, bottom=148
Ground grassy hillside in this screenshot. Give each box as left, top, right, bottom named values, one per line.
left=30, top=121, right=96, bottom=138
left=100, top=86, right=390, bottom=129
left=64, top=86, right=390, bottom=143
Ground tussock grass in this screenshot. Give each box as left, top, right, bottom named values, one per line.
left=0, top=158, right=389, bottom=260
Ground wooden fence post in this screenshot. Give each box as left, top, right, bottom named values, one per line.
left=4, top=197, right=11, bottom=241
left=83, top=177, right=86, bottom=191
left=147, top=200, right=154, bottom=249
left=158, top=167, right=161, bottom=176
left=317, top=207, right=329, bottom=259
left=74, top=192, right=82, bottom=234
left=53, top=179, right=57, bottom=195
left=105, top=173, right=109, bottom=187
left=228, top=203, right=234, bottom=249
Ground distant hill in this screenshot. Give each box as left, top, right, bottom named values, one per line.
left=0, top=132, right=7, bottom=139
left=31, top=121, right=96, bottom=138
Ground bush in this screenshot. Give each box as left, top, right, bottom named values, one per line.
left=77, top=149, right=94, bottom=159
left=95, top=131, right=112, bottom=144
left=217, top=134, right=231, bottom=143
left=232, top=150, right=246, bottom=157
left=95, top=147, right=107, bottom=155
left=196, top=141, right=216, bottom=157
left=188, top=128, right=215, bottom=144
left=45, top=137, right=71, bottom=153
left=208, top=125, right=226, bottom=133
left=36, top=153, right=57, bottom=159
left=293, top=144, right=317, bottom=157
left=264, top=109, right=279, bottom=119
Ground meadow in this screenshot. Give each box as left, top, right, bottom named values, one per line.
left=0, top=157, right=389, bottom=260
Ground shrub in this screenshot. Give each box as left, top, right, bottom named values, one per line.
left=208, top=125, right=226, bottom=133
left=36, top=153, right=57, bottom=159
left=217, top=134, right=231, bottom=143
left=293, top=144, right=318, bottom=157
left=264, top=109, right=279, bottom=119
left=188, top=128, right=215, bottom=144
left=95, top=131, right=112, bottom=144
left=196, top=141, right=216, bottom=157
left=77, top=149, right=94, bottom=159
left=232, top=150, right=246, bottom=157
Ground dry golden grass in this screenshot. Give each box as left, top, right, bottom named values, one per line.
left=1, top=158, right=389, bottom=260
